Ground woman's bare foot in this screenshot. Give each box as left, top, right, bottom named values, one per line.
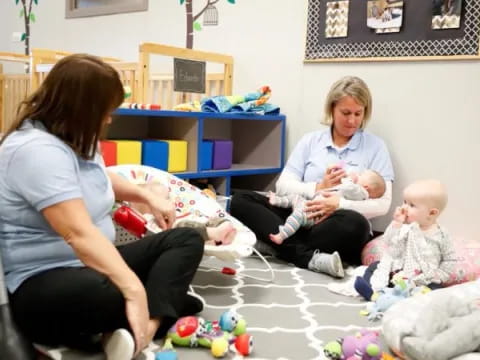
left=206, top=221, right=237, bottom=245
left=269, top=233, right=284, bottom=245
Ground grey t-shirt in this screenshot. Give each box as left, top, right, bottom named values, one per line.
left=0, top=120, right=115, bottom=292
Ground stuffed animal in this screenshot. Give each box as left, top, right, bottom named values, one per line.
left=324, top=329, right=381, bottom=360
left=166, top=311, right=252, bottom=358
left=364, top=277, right=410, bottom=321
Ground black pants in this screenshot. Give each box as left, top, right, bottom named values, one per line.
left=9, top=228, right=204, bottom=350
left=362, top=261, right=444, bottom=290
left=230, top=190, right=370, bottom=267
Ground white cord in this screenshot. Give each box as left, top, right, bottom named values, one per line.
left=199, top=247, right=275, bottom=283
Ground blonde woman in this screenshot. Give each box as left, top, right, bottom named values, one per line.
left=231, top=76, right=394, bottom=278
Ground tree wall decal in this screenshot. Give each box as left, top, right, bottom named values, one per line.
left=179, top=0, right=236, bottom=49
left=15, top=0, right=38, bottom=59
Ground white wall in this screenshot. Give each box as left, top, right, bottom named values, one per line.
left=1, top=0, right=479, bottom=241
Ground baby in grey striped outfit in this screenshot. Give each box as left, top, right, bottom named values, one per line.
left=268, top=169, right=385, bottom=245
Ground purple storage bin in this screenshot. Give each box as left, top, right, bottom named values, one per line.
left=210, top=139, right=233, bottom=170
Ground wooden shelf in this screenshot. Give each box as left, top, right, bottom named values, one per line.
left=110, top=109, right=286, bottom=195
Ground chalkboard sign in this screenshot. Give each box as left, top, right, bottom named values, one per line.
left=305, top=0, right=480, bottom=62
left=173, top=58, right=206, bottom=93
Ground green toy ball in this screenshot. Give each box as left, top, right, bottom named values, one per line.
left=211, top=337, right=228, bottom=358
left=323, top=340, right=342, bottom=360
left=124, top=86, right=132, bottom=99
left=233, top=318, right=247, bottom=336
left=366, top=343, right=380, bottom=356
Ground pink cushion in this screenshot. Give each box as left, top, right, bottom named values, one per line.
left=361, top=237, right=480, bottom=286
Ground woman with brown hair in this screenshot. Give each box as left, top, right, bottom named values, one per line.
left=0, top=54, right=204, bottom=360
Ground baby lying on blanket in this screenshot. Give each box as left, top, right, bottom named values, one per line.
left=402, top=291, right=480, bottom=360
left=132, top=182, right=237, bottom=246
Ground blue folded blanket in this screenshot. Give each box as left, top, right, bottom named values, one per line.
left=201, top=86, right=280, bottom=115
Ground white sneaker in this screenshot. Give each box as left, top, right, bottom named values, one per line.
left=104, top=328, right=135, bottom=360
left=308, top=250, right=345, bottom=278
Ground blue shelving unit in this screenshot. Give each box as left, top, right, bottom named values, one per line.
left=110, top=109, right=286, bottom=196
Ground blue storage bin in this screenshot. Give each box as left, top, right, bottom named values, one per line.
left=200, top=140, right=214, bottom=171
left=142, top=140, right=169, bottom=171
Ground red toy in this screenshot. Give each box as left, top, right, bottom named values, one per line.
left=112, top=205, right=147, bottom=238
left=232, top=333, right=253, bottom=356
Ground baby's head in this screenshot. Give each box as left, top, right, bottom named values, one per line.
left=356, top=169, right=386, bottom=199
left=402, top=179, right=448, bottom=229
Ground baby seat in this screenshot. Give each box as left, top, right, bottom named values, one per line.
left=108, top=165, right=273, bottom=280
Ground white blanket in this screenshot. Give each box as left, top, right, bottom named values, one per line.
left=383, top=280, right=480, bottom=359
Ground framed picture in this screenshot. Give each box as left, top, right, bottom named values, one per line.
left=65, top=0, right=148, bottom=19
left=304, top=0, right=480, bottom=62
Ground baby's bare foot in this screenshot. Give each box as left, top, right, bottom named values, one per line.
left=207, top=221, right=237, bottom=245
left=269, top=233, right=284, bottom=245
left=267, top=191, right=276, bottom=205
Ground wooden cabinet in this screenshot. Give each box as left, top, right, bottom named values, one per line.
left=110, top=109, right=286, bottom=195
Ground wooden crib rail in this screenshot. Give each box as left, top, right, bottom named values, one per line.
left=0, top=53, right=30, bottom=133
left=138, top=43, right=234, bottom=104
left=149, top=72, right=225, bottom=110
left=30, top=48, right=121, bottom=91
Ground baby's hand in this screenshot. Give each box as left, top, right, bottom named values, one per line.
left=393, top=206, right=406, bottom=225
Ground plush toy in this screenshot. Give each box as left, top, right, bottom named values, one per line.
left=166, top=311, right=252, bottom=358
left=324, top=329, right=381, bottom=360
left=219, top=310, right=242, bottom=333
left=364, top=277, right=410, bottom=321
left=230, top=333, right=253, bottom=356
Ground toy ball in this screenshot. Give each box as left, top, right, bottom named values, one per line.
left=219, top=310, right=240, bottom=332
left=233, top=318, right=247, bottom=336
left=211, top=337, right=229, bottom=358
left=323, top=340, right=342, bottom=360
left=366, top=343, right=380, bottom=356
left=233, top=333, right=253, bottom=356
left=123, top=86, right=132, bottom=99
left=176, top=316, right=199, bottom=337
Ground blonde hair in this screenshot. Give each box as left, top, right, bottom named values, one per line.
left=363, top=170, right=386, bottom=199
left=321, top=76, right=372, bottom=129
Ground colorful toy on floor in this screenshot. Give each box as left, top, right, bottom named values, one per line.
left=155, top=338, right=177, bottom=360
left=324, top=329, right=381, bottom=360
left=219, top=310, right=242, bottom=332
left=363, top=276, right=411, bottom=321
left=211, top=337, right=229, bottom=358
left=166, top=310, right=252, bottom=357
left=231, top=333, right=253, bottom=356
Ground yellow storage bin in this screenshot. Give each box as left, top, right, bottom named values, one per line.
left=113, top=140, right=142, bottom=165
left=164, top=140, right=188, bottom=172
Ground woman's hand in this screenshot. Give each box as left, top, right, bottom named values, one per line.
left=146, top=196, right=176, bottom=230
left=123, top=284, right=150, bottom=356
left=305, top=192, right=340, bottom=224
left=315, top=166, right=346, bottom=192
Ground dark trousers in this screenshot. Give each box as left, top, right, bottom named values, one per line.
left=230, top=190, right=371, bottom=267
left=9, top=228, right=204, bottom=350
left=362, top=261, right=444, bottom=290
